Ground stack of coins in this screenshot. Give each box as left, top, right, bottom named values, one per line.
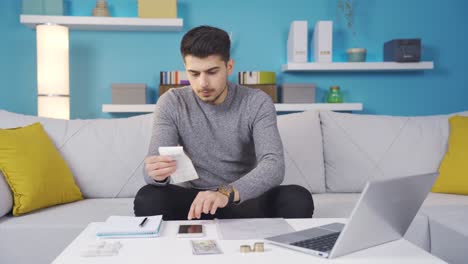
left=240, top=245, right=252, bottom=253
left=253, top=242, right=264, bottom=252
left=240, top=242, right=264, bottom=253
left=92, top=0, right=110, bottom=17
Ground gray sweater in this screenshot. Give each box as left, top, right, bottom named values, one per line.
left=144, top=82, right=285, bottom=202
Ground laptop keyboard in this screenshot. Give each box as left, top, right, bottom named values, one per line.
left=291, top=232, right=340, bottom=252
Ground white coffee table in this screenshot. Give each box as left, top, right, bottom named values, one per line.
left=52, top=218, right=446, bottom=264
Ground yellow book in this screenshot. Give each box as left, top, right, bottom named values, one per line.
left=138, top=0, right=177, bottom=18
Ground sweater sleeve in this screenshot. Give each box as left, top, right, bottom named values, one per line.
left=231, top=92, right=285, bottom=202
left=143, top=92, right=180, bottom=186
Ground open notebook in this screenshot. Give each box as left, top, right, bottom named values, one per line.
left=96, top=215, right=163, bottom=238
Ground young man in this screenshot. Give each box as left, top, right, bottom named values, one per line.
left=134, top=25, right=314, bottom=220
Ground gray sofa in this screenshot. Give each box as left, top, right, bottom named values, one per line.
left=0, top=109, right=467, bottom=264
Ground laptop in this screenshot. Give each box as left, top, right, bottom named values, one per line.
left=265, top=172, right=438, bottom=258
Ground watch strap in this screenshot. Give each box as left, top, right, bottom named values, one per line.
left=218, top=185, right=235, bottom=204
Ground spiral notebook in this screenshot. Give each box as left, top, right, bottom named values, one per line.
left=96, top=215, right=163, bottom=238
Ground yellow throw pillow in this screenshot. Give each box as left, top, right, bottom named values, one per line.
left=432, top=115, right=468, bottom=195
left=0, top=122, right=83, bottom=215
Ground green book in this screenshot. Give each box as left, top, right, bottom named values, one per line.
left=258, top=71, right=276, bottom=84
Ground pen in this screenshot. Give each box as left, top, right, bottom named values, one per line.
left=139, top=217, right=148, bottom=227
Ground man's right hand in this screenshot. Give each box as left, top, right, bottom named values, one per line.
left=144, top=155, right=176, bottom=182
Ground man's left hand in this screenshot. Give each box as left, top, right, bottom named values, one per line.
left=187, top=191, right=228, bottom=220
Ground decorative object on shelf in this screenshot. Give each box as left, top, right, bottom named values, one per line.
left=111, top=83, right=146, bottom=104
left=287, top=21, right=308, bottom=63
left=346, top=48, right=366, bottom=62
left=327, top=86, right=344, bottom=103
left=138, top=0, right=177, bottom=18
left=282, top=83, right=316, bottom=103
left=313, top=21, right=333, bottom=63
left=92, top=0, right=110, bottom=17
left=37, top=24, right=70, bottom=119
left=384, top=39, right=421, bottom=62
left=337, top=0, right=355, bottom=36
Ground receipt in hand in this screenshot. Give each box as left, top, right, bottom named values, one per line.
left=158, top=146, right=199, bottom=184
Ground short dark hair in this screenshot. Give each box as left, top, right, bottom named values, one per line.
left=180, top=25, right=230, bottom=62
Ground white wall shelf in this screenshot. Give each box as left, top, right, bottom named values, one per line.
left=102, top=103, right=363, bottom=113
left=20, top=15, right=183, bottom=31
left=282, top=61, right=434, bottom=72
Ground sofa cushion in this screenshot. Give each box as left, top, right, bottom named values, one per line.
left=0, top=198, right=134, bottom=264
left=0, top=110, right=151, bottom=199
left=420, top=206, right=468, bottom=264
left=432, top=115, right=468, bottom=195
left=0, top=123, right=83, bottom=215
left=277, top=111, right=325, bottom=193
left=312, top=193, right=359, bottom=218
left=0, top=171, right=12, bottom=217
left=320, top=110, right=468, bottom=192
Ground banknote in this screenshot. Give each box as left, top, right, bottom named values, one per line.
left=191, top=240, right=223, bottom=255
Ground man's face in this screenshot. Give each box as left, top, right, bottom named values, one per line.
left=184, top=54, right=234, bottom=105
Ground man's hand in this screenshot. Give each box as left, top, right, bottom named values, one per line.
left=187, top=191, right=228, bottom=220
left=144, top=155, right=176, bottom=182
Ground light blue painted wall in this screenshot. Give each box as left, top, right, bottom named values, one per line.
left=1, top=0, right=467, bottom=119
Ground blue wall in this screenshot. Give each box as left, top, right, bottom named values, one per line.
left=1, top=0, right=467, bottom=119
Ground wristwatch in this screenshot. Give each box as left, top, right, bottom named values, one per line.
left=217, top=185, right=235, bottom=205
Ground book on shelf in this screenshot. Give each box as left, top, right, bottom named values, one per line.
left=160, top=71, right=189, bottom=85
left=95, top=215, right=163, bottom=238
left=238, top=71, right=276, bottom=85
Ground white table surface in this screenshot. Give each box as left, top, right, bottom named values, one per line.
left=52, top=218, right=446, bottom=264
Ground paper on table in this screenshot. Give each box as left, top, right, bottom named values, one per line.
left=215, top=218, right=295, bottom=240
left=158, top=146, right=199, bottom=184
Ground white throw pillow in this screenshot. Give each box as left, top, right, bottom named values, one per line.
left=320, top=110, right=468, bottom=192
left=277, top=111, right=325, bottom=193
left=0, top=171, right=13, bottom=217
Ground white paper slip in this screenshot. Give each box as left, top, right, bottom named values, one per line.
left=159, top=146, right=199, bottom=184
left=96, top=215, right=163, bottom=238
left=215, top=218, right=295, bottom=240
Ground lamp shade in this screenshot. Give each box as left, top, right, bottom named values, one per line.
left=36, top=24, right=69, bottom=119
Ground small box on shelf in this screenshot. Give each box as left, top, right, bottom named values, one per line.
left=282, top=84, right=315, bottom=103
left=247, top=84, right=278, bottom=103
left=22, top=0, right=64, bottom=16
left=112, top=83, right=146, bottom=104
left=159, top=84, right=187, bottom=97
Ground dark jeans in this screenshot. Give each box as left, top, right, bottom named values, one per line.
left=134, top=184, right=314, bottom=220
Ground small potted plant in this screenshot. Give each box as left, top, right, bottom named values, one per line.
left=338, top=0, right=366, bottom=62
